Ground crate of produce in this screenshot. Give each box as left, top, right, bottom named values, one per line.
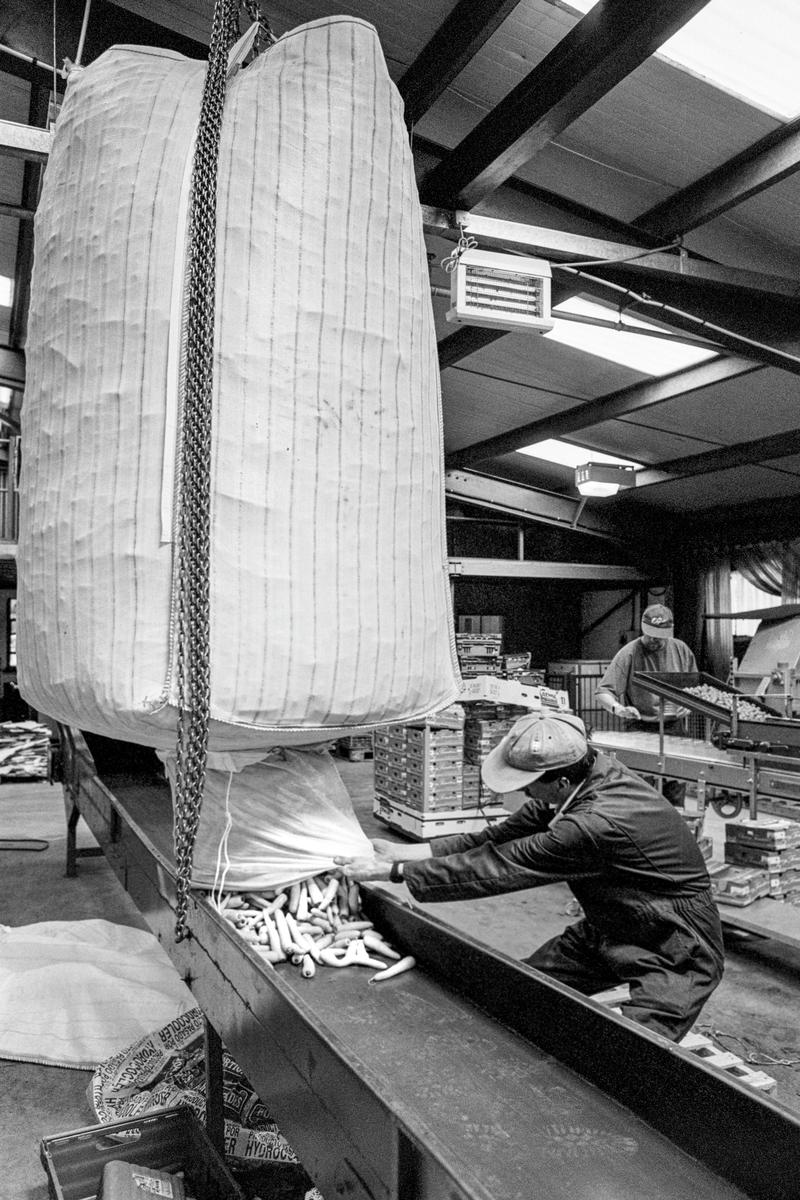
left=725, top=817, right=800, bottom=851
left=40, top=1106, right=243, bottom=1200
left=405, top=761, right=463, bottom=786
left=405, top=727, right=463, bottom=752
left=373, top=795, right=508, bottom=841
left=707, top=861, right=772, bottom=906
left=724, top=840, right=800, bottom=871
left=401, top=785, right=465, bottom=812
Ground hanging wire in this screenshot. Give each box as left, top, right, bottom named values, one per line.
left=697, top=1025, right=800, bottom=1069
left=556, top=236, right=684, bottom=269
left=441, top=225, right=478, bottom=273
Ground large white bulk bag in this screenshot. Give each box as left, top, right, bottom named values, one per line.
left=18, top=17, right=460, bottom=751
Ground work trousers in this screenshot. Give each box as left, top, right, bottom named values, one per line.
left=523, top=890, right=724, bottom=1042
left=628, top=720, right=686, bottom=807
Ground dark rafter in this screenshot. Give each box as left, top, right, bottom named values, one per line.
left=445, top=356, right=761, bottom=470
left=420, top=0, right=712, bottom=210
left=0, top=0, right=206, bottom=68
left=637, top=115, right=800, bottom=238
left=398, top=0, right=521, bottom=130
left=637, top=426, right=800, bottom=484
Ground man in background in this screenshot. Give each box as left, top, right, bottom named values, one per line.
left=595, top=603, right=697, bottom=806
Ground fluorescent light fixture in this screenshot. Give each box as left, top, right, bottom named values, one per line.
left=575, top=462, right=636, bottom=498
left=547, top=297, right=717, bottom=376
left=561, top=0, right=800, bottom=120
left=0, top=276, right=13, bottom=307
left=519, top=438, right=643, bottom=472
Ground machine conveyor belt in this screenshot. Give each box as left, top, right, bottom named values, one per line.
left=60, top=729, right=800, bottom=1200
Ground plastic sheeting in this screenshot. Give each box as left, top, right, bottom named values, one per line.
left=158, top=744, right=373, bottom=891
left=18, top=17, right=460, bottom=751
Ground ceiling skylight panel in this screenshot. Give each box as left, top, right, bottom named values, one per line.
left=518, top=439, right=643, bottom=470
left=546, top=297, right=717, bottom=376
left=560, top=0, right=800, bottom=120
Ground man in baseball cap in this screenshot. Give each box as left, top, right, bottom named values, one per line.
left=595, top=602, right=697, bottom=806
left=480, top=711, right=589, bottom=793
left=336, top=707, right=723, bottom=1042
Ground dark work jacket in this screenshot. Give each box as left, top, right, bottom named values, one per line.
left=403, top=752, right=719, bottom=950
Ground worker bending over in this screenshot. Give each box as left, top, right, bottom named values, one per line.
left=595, top=602, right=697, bottom=806
left=337, top=711, right=723, bottom=1042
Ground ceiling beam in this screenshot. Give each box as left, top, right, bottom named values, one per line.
left=445, top=355, right=761, bottom=470
left=636, top=427, right=800, bottom=485
left=0, top=348, right=25, bottom=390
left=0, top=118, right=52, bottom=163
left=637, top=115, right=800, bottom=238
left=419, top=0, right=712, bottom=210
left=445, top=468, right=623, bottom=538
left=398, top=0, right=521, bottom=129
left=424, top=207, right=800, bottom=299
left=449, top=556, right=644, bottom=581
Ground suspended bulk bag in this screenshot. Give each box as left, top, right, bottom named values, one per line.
left=18, top=17, right=460, bottom=751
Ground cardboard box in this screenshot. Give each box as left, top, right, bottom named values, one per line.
left=459, top=676, right=569, bottom=710
left=725, top=817, right=800, bottom=851
left=457, top=615, right=482, bottom=634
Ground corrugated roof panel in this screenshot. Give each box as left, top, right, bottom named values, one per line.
left=628, top=463, right=800, bottom=512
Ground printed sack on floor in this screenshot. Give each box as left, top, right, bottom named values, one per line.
left=19, top=16, right=460, bottom=752
left=91, top=1008, right=300, bottom=1168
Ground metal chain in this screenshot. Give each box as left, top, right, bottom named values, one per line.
left=173, top=0, right=238, bottom=942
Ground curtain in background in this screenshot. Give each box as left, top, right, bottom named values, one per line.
left=734, top=539, right=800, bottom=601
left=672, top=540, right=732, bottom=680
left=703, top=551, right=732, bottom=681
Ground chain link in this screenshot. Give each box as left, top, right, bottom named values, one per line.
left=172, top=3, right=276, bottom=940
left=173, top=0, right=236, bottom=942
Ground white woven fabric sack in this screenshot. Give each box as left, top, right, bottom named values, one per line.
left=18, top=17, right=459, bottom=750
left=158, top=745, right=373, bottom=892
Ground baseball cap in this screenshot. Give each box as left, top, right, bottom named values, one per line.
left=481, top=712, right=588, bottom=793
left=641, top=603, right=673, bottom=639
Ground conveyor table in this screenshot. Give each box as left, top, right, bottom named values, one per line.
left=60, top=727, right=800, bottom=1200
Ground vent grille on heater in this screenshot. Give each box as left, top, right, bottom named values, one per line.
left=446, top=248, right=554, bottom=334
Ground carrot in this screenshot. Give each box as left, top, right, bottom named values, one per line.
left=368, top=956, right=416, bottom=984
left=301, top=954, right=316, bottom=979
left=273, top=908, right=295, bottom=956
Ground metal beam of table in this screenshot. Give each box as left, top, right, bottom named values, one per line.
left=62, top=729, right=800, bottom=1200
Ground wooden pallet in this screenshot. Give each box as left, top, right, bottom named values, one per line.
left=590, top=986, right=778, bottom=1095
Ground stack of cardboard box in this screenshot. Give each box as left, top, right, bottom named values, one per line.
left=724, top=817, right=800, bottom=902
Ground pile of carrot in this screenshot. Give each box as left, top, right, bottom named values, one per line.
left=211, top=873, right=416, bottom=985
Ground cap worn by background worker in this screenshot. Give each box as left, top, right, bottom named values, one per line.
left=641, top=603, right=674, bottom=639
left=481, top=711, right=588, bottom=794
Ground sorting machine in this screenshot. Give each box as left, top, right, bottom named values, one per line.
left=56, top=724, right=800, bottom=1200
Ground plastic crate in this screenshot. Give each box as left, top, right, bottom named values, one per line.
left=40, top=1106, right=244, bottom=1200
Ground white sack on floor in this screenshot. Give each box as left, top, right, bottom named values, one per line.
left=18, top=16, right=460, bottom=751
left=0, top=919, right=196, bottom=1069
left=158, top=745, right=373, bottom=891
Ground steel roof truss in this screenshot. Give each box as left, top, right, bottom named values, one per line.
left=419, top=0, right=713, bottom=210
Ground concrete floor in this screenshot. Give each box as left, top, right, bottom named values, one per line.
left=1, top=760, right=799, bottom=1199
